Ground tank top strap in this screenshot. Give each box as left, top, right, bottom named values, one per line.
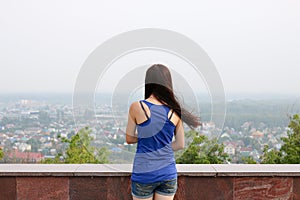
left=142, top=100, right=172, bottom=118
left=139, top=100, right=150, bottom=119
left=168, top=109, right=174, bottom=120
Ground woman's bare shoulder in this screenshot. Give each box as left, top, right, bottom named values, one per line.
left=129, top=101, right=141, bottom=112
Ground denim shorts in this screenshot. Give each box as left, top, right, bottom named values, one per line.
left=131, top=178, right=177, bottom=199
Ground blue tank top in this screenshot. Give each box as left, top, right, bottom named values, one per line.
left=131, top=100, right=177, bottom=183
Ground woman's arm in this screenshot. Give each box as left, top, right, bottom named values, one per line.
left=126, top=103, right=138, bottom=144
left=172, top=119, right=184, bottom=151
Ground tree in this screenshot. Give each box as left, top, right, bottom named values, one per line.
left=261, top=114, right=300, bottom=164
left=280, top=114, right=300, bottom=163
left=261, top=145, right=282, bottom=164
left=43, top=127, right=109, bottom=164
left=241, top=156, right=257, bottom=164
left=0, top=148, right=4, bottom=160
left=176, top=131, right=229, bottom=164
left=27, top=138, right=41, bottom=152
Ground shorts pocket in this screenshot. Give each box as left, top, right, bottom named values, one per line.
left=156, top=178, right=177, bottom=195
left=132, top=181, right=156, bottom=197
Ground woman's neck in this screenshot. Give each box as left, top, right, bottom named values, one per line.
left=146, top=95, right=163, bottom=105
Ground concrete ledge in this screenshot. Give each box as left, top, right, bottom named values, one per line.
left=0, top=164, right=299, bottom=177
left=0, top=164, right=300, bottom=199
left=211, top=164, right=300, bottom=177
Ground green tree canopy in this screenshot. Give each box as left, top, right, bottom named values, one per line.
left=261, top=114, right=300, bottom=164
left=43, top=127, right=109, bottom=164
left=0, top=148, right=4, bottom=160
left=176, top=130, right=229, bottom=164
left=241, top=156, right=257, bottom=164
left=261, top=145, right=282, bottom=164
left=280, top=114, right=300, bottom=163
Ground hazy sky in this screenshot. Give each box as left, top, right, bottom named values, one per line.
left=0, top=0, right=300, bottom=96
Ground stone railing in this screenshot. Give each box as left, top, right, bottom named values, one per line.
left=0, top=164, right=300, bottom=200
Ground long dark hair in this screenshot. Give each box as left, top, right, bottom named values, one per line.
left=145, top=64, right=200, bottom=129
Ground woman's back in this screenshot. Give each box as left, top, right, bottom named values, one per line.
left=131, top=100, right=177, bottom=183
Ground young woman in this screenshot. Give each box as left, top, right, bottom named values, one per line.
left=126, top=64, right=200, bottom=200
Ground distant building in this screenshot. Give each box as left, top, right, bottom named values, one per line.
left=6, top=150, right=44, bottom=163
left=224, top=144, right=236, bottom=155
left=251, top=130, right=264, bottom=138
left=239, top=147, right=252, bottom=157
left=18, top=143, right=31, bottom=152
